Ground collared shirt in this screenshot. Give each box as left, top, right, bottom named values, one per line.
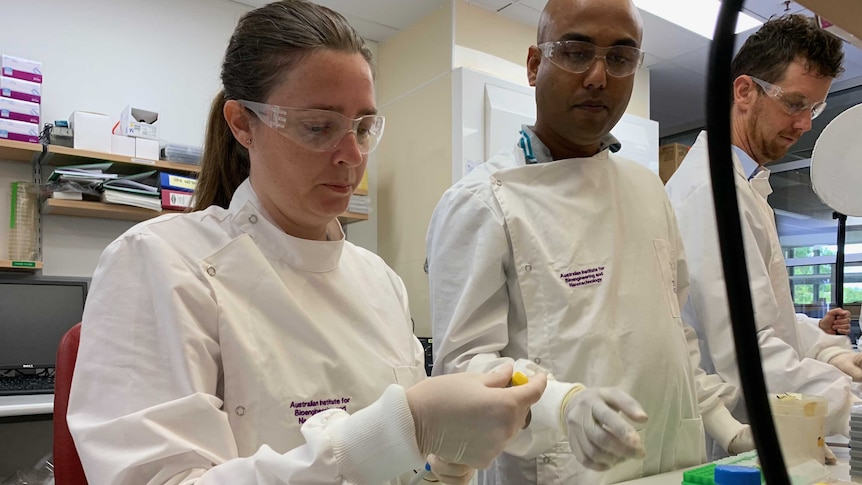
left=518, top=124, right=622, bottom=164
left=732, top=145, right=763, bottom=180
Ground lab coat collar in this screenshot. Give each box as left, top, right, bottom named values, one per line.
left=696, top=131, right=773, bottom=198
left=229, top=179, right=345, bottom=272
left=519, top=124, right=621, bottom=164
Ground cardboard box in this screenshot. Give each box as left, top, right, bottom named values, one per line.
left=135, top=137, right=159, bottom=160
left=0, top=97, right=39, bottom=124
left=659, top=143, right=689, bottom=183
left=111, top=134, right=135, bottom=157
left=117, top=105, right=159, bottom=140
left=0, top=76, right=41, bottom=103
left=0, top=118, right=39, bottom=143
left=69, top=111, right=112, bottom=153
left=1, top=55, right=42, bottom=84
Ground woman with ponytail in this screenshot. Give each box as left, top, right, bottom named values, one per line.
left=66, top=1, right=546, bottom=484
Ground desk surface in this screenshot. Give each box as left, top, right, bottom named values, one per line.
left=0, top=394, right=54, bottom=417
left=615, top=446, right=850, bottom=484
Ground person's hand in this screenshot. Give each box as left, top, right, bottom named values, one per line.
left=727, top=425, right=754, bottom=455
left=406, top=364, right=547, bottom=469
left=828, top=351, right=862, bottom=381
left=825, top=446, right=838, bottom=465
left=819, top=308, right=852, bottom=335
left=562, top=387, right=648, bottom=470
left=427, top=454, right=474, bottom=484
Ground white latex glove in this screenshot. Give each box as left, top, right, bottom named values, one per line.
left=828, top=351, right=862, bottom=381
left=562, top=387, right=648, bottom=470
left=406, top=364, right=547, bottom=469
left=427, top=454, right=475, bottom=484
left=727, top=425, right=755, bottom=455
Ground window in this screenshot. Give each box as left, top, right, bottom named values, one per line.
left=772, top=161, right=862, bottom=328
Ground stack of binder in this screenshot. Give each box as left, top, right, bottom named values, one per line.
left=99, top=171, right=161, bottom=211
left=158, top=172, right=197, bottom=211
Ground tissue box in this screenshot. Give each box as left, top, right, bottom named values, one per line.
left=117, top=105, right=159, bottom=140
left=69, top=111, right=112, bottom=153
left=0, top=97, right=39, bottom=124
left=111, top=134, right=135, bottom=157
left=0, top=118, right=39, bottom=143
left=1, top=55, right=42, bottom=83
left=135, top=138, right=159, bottom=160
left=0, top=76, right=41, bottom=103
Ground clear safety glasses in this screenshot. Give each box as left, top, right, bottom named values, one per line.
left=538, top=40, right=645, bottom=78
left=748, top=76, right=827, bottom=120
left=239, top=100, right=386, bottom=154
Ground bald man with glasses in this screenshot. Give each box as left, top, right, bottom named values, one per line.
left=665, top=13, right=859, bottom=460
left=426, top=0, right=752, bottom=483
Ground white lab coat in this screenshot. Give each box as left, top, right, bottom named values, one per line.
left=67, top=180, right=427, bottom=484
left=665, top=131, right=854, bottom=440
left=428, top=141, right=742, bottom=485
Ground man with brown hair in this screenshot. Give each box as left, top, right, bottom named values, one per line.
left=666, top=13, right=859, bottom=459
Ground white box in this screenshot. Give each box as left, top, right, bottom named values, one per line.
left=135, top=137, right=159, bottom=160
left=0, top=76, right=41, bottom=104
left=111, top=134, right=135, bottom=157
left=1, top=55, right=42, bottom=84
left=69, top=111, right=112, bottom=153
left=118, top=105, right=159, bottom=140
left=0, top=118, right=39, bottom=144
left=0, top=97, right=39, bottom=124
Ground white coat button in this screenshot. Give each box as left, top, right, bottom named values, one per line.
left=534, top=357, right=541, bottom=365
left=235, top=406, right=245, bottom=416
left=542, top=456, right=551, bottom=464
left=524, top=264, right=532, bottom=272
left=206, top=266, right=216, bottom=276
left=495, top=180, right=503, bottom=186
left=248, top=214, right=258, bottom=224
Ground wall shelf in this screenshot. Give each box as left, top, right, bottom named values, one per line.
left=44, top=198, right=369, bottom=225
left=0, top=139, right=42, bottom=164
left=43, top=198, right=183, bottom=222
left=43, top=145, right=200, bottom=174
left=0, top=260, right=43, bottom=271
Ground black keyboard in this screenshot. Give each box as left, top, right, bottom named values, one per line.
left=0, top=375, right=55, bottom=396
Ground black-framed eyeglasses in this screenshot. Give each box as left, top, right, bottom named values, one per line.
left=748, top=76, right=827, bottom=120
left=538, top=40, right=645, bottom=78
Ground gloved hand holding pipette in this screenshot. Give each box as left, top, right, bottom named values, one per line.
left=561, top=386, right=648, bottom=471
left=407, top=366, right=543, bottom=483
left=408, top=370, right=533, bottom=484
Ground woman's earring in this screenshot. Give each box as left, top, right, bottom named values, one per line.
left=246, top=139, right=252, bottom=146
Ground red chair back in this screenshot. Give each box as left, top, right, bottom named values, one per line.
left=53, top=322, right=87, bottom=485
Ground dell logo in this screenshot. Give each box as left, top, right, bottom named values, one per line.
left=22, top=364, right=34, bottom=368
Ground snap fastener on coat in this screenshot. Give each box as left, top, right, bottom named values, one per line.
left=248, top=214, right=258, bottom=224
left=524, top=264, right=532, bottom=272
left=495, top=179, right=503, bottom=186
left=235, top=406, right=245, bottom=416
left=206, top=266, right=216, bottom=276
left=534, top=357, right=541, bottom=365
left=542, top=456, right=551, bottom=464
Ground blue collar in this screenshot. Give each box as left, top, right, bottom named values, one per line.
left=732, top=145, right=762, bottom=180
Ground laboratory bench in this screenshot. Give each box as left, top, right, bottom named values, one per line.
left=615, top=445, right=852, bottom=484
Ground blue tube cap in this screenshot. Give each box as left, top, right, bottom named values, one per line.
left=714, top=465, right=762, bottom=485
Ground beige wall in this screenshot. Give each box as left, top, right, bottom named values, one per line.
left=377, top=0, right=651, bottom=337
left=377, top=2, right=453, bottom=337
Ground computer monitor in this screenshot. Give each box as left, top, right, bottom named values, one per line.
left=0, top=274, right=88, bottom=370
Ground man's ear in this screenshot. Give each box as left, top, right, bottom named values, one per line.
left=733, top=75, right=757, bottom=111
left=527, top=45, right=541, bottom=87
